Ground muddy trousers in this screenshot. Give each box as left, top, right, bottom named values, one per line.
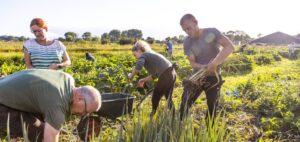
left=179, top=75, right=223, bottom=120
left=152, top=67, right=177, bottom=114
left=0, top=104, right=44, bottom=142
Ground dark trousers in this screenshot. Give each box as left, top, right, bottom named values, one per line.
left=0, top=104, right=44, bottom=142
left=179, top=75, right=223, bottom=119
left=152, top=67, right=176, bottom=114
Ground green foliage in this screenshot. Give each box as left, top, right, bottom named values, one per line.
left=109, top=29, right=121, bottom=43
left=279, top=51, right=289, bottom=58
left=254, top=54, right=274, bottom=65
left=146, top=37, right=155, bottom=44
left=119, top=37, right=134, bottom=45
left=121, top=29, right=143, bottom=39
left=82, top=32, right=92, bottom=41
left=222, top=54, right=253, bottom=75
left=272, top=53, right=281, bottom=61
left=101, top=33, right=110, bottom=44
left=1, top=43, right=299, bottom=141
left=224, top=30, right=252, bottom=45
left=0, top=53, right=25, bottom=75
left=64, top=31, right=78, bottom=42
left=100, top=108, right=229, bottom=142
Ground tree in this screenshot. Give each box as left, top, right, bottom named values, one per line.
left=82, top=32, right=92, bottom=41
left=178, top=35, right=185, bottom=43
left=64, top=32, right=77, bottom=42
left=165, top=37, right=171, bottom=41
left=155, top=40, right=163, bottom=44
left=121, top=29, right=143, bottom=39
left=0, top=35, right=28, bottom=41
left=6, top=36, right=16, bottom=41
left=58, top=37, right=65, bottom=42
left=225, top=31, right=235, bottom=40
left=224, top=30, right=252, bottom=45
left=92, top=37, right=100, bottom=42
left=146, top=37, right=155, bottom=44
left=171, top=36, right=179, bottom=44
left=109, top=29, right=121, bottom=43
left=101, top=33, right=110, bottom=44
left=18, top=36, right=27, bottom=41
left=118, top=29, right=143, bottom=45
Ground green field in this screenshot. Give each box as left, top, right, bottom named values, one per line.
left=0, top=41, right=299, bottom=141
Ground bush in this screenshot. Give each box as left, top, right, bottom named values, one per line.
left=272, top=54, right=281, bottom=61
left=243, top=49, right=256, bottom=55
left=295, top=49, right=300, bottom=59
left=0, top=54, right=23, bottom=66
left=235, top=80, right=260, bottom=101
left=222, top=54, right=253, bottom=75
left=119, top=38, right=134, bottom=45
left=278, top=51, right=289, bottom=58
left=254, top=54, right=274, bottom=65
left=101, top=39, right=110, bottom=44
left=0, top=62, right=25, bottom=75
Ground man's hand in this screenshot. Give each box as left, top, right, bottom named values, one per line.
left=191, top=62, right=205, bottom=70
left=137, top=76, right=153, bottom=87
left=44, top=123, right=60, bottom=142
left=206, top=61, right=218, bottom=73
left=187, top=55, right=205, bottom=70
left=137, top=78, right=146, bottom=87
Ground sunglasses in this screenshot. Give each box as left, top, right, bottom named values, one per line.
left=82, top=98, right=90, bottom=118
left=31, top=29, right=44, bottom=34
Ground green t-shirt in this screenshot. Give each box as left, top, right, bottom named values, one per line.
left=0, top=69, right=74, bottom=130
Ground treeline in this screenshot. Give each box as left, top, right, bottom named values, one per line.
left=0, top=35, right=29, bottom=42
left=1, top=29, right=285, bottom=45
left=223, top=30, right=253, bottom=45
left=0, top=29, right=185, bottom=45
left=61, top=29, right=185, bottom=45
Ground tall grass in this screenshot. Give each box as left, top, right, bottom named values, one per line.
left=95, top=107, right=229, bottom=142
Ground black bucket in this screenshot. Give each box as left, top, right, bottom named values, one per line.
left=96, top=93, right=135, bottom=119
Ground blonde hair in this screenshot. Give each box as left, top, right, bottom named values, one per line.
left=132, top=40, right=152, bottom=52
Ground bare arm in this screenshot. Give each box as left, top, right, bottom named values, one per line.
left=140, top=75, right=153, bottom=82
left=24, top=52, right=33, bottom=69
left=138, top=75, right=153, bottom=87
left=187, top=54, right=206, bottom=70
left=128, top=69, right=140, bottom=80
left=44, top=123, right=60, bottom=142
left=207, top=35, right=234, bottom=72
left=59, top=51, right=71, bottom=67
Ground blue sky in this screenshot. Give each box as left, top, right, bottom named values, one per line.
left=0, top=0, right=299, bottom=39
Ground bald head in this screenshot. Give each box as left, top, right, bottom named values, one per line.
left=180, top=14, right=196, bottom=25
left=78, top=86, right=101, bottom=112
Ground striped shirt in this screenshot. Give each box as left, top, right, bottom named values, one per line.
left=23, top=39, right=67, bottom=69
